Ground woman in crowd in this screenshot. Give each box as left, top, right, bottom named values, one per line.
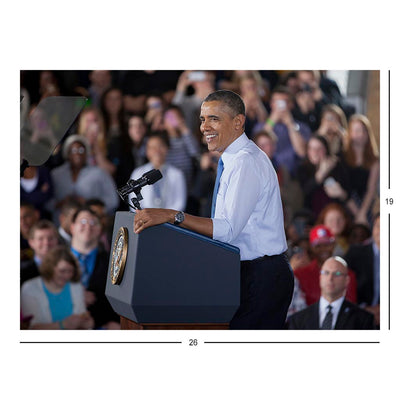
left=316, top=202, right=353, bottom=257
left=100, top=87, right=125, bottom=140
left=144, top=94, right=165, bottom=132
left=21, top=246, right=94, bottom=330
left=50, top=135, right=119, bottom=217
left=314, top=104, right=347, bottom=156
left=297, top=134, right=350, bottom=218
left=163, top=105, right=200, bottom=191
left=77, top=106, right=116, bottom=176
left=127, top=114, right=148, bottom=168
left=343, top=114, right=379, bottom=225
left=238, top=73, right=268, bottom=136
left=107, top=114, right=148, bottom=190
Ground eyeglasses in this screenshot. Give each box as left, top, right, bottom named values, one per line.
left=320, top=270, right=347, bottom=277
left=70, top=147, right=85, bottom=154
left=78, top=218, right=99, bottom=226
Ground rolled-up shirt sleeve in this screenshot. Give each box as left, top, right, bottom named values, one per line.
left=212, top=155, right=261, bottom=243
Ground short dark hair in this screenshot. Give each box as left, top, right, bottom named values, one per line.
left=60, top=197, right=82, bottom=216
left=203, top=90, right=245, bottom=117
left=71, top=205, right=100, bottom=224
left=147, top=130, right=170, bottom=149
left=271, top=85, right=294, bottom=102
left=165, top=104, right=184, bottom=117
left=85, top=198, right=105, bottom=208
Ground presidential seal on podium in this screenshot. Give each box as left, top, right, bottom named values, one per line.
left=110, top=227, right=128, bottom=285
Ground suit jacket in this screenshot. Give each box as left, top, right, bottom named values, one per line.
left=85, top=247, right=120, bottom=328
left=287, top=299, right=375, bottom=330
left=345, top=242, right=375, bottom=306
left=20, top=259, right=40, bottom=287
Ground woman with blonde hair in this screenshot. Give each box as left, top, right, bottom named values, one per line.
left=77, top=106, right=116, bottom=176
left=343, top=114, right=379, bottom=225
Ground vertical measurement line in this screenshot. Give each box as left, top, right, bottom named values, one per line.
left=388, top=213, right=391, bottom=330
left=388, top=70, right=391, bottom=190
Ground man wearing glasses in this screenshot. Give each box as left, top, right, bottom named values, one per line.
left=70, top=206, right=120, bottom=329
left=287, top=256, right=375, bottom=329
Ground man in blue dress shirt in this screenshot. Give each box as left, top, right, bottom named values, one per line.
left=134, top=90, right=294, bottom=329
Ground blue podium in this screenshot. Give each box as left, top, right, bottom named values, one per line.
left=105, top=212, right=240, bottom=328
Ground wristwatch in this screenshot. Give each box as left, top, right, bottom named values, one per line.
left=174, top=211, right=185, bottom=225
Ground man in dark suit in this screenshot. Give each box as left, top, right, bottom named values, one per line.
left=70, top=206, right=120, bottom=329
left=345, top=213, right=380, bottom=326
left=288, top=256, right=375, bottom=329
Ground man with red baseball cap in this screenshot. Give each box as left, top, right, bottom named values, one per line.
left=294, top=224, right=357, bottom=305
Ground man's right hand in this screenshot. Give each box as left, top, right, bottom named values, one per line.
left=134, top=208, right=174, bottom=234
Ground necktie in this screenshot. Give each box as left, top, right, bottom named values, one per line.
left=321, top=305, right=333, bottom=329
left=372, top=248, right=380, bottom=306
left=211, top=158, right=224, bottom=218
left=77, top=254, right=89, bottom=288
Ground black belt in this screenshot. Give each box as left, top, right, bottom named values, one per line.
left=241, top=252, right=285, bottom=264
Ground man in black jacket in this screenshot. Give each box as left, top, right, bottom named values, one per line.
left=287, top=256, right=375, bottom=330
left=70, top=206, right=119, bottom=329
left=345, top=213, right=380, bottom=326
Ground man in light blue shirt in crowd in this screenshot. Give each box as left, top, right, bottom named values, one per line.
left=134, top=90, right=294, bottom=329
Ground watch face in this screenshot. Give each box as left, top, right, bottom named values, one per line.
left=175, top=211, right=184, bottom=224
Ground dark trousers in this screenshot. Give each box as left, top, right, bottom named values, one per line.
left=230, top=253, right=294, bottom=330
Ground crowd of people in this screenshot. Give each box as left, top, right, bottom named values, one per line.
left=20, top=70, right=380, bottom=329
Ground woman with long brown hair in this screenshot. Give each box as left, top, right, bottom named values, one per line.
left=343, top=114, right=379, bottom=225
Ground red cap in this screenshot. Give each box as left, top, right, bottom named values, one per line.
left=309, top=225, right=335, bottom=246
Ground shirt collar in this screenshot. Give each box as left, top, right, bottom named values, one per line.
left=71, top=246, right=98, bottom=259
left=320, top=295, right=345, bottom=313
left=221, top=133, right=249, bottom=164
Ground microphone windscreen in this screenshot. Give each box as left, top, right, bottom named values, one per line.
left=144, top=169, right=163, bottom=185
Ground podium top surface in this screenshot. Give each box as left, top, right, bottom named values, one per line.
left=118, top=211, right=240, bottom=255
left=161, top=222, right=240, bottom=254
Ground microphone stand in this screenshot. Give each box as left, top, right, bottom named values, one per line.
left=127, top=192, right=142, bottom=211
left=116, top=169, right=163, bottom=211
left=117, top=184, right=143, bottom=211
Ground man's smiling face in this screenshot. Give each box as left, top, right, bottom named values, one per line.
left=200, top=100, right=244, bottom=153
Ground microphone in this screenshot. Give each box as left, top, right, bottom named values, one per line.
left=117, top=169, right=163, bottom=200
